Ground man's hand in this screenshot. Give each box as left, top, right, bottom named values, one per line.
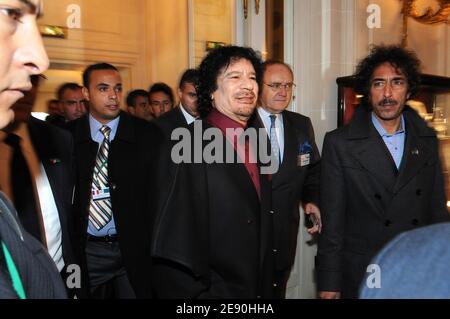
left=318, top=291, right=341, bottom=299
left=304, top=202, right=322, bottom=234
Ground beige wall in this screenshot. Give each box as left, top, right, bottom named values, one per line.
left=146, top=0, right=189, bottom=93
left=190, top=0, right=235, bottom=66
left=36, top=0, right=190, bottom=112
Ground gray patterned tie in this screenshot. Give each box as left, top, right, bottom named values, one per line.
left=89, top=125, right=112, bottom=230
left=269, top=114, right=281, bottom=165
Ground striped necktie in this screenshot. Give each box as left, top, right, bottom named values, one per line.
left=89, top=125, right=112, bottom=230
left=269, top=114, right=280, bottom=165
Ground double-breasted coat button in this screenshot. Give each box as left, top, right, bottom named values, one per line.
left=110, top=182, right=117, bottom=190
left=273, top=283, right=278, bottom=287
left=411, top=219, right=419, bottom=226
left=273, top=249, right=278, bottom=253
left=416, top=189, right=422, bottom=196
left=269, top=210, right=275, bottom=215
left=247, top=219, right=253, bottom=225
left=384, top=220, right=392, bottom=227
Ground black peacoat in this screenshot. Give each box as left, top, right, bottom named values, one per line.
left=316, top=106, right=449, bottom=298
left=151, top=119, right=276, bottom=298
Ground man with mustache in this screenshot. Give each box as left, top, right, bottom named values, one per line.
left=152, top=46, right=276, bottom=298
left=70, top=63, right=161, bottom=298
left=0, top=0, right=67, bottom=298
left=316, top=45, right=449, bottom=299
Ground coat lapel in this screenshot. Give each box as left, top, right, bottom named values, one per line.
left=393, top=110, right=433, bottom=193
left=347, top=109, right=398, bottom=193
left=272, top=113, right=300, bottom=188
left=74, top=115, right=98, bottom=215
left=28, top=118, right=67, bottom=230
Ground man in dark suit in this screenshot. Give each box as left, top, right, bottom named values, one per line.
left=154, top=69, right=199, bottom=135
left=317, top=45, right=450, bottom=299
left=1, top=75, right=80, bottom=297
left=250, top=60, right=321, bottom=298
left=126, top=89, right=153, bottom=122
left=148, top=82, right=175, bottom=118
left=0, top=0, right=66, bottom=299
left=71, top=63, right=160, bottom=298
left=152, top=46, right=277, bottom=298
left=47, top=83, right=87, bottom=129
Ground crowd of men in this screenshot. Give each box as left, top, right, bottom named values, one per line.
left=1, top=0, right=449, bottom=300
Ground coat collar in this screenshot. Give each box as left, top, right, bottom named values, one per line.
left=345, top=106, right=435, bottom=193
left=74, top=111, right=135, bottom=144
left=346, top=105, right=435, bottom=140
left=28, top=117, right=60, bottom=163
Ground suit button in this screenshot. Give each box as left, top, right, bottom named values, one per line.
left=269, top=210, right=275, bottom=215
left=273, top=283, right=278, bottom=287
left=416, top=189, right=422, bottom=196
left=110, top=182, right=117, bottom=190
left=247, top=219, right=253, bottom=225
left=273, top=249, right=278, bottom=253
left=384, top=220, right=392, bottom=227
left=412, top=219, right=419, bottom=226
left=374, top=194, right=382, bottom=200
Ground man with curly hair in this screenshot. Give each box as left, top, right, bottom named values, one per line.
left=151, top=46, right=278, bottom=298
left=316, top=45, right=449, bottom=299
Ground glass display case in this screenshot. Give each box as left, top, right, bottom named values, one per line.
left=336, top=74, right=450, bottom=208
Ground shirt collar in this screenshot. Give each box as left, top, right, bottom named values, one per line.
left=89, top=114, right=120, bottom=141
left=371, top=113, right=405, bottom=137
left=257, top=106, right=283, bottom=128
left=206, top=108, right=247, bottom=133
left=179, top=103, right=197, bottom=125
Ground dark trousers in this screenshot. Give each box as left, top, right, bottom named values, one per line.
left=85, top=241, right=136, bottom=299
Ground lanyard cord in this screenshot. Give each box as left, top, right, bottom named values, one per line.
left=1, top=241, right=26, bottom=299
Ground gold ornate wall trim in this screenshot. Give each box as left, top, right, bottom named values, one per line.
left=401, top=0, right=450, bottom=47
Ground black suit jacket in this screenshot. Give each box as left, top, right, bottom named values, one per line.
left=152, top=119, right=276, bottom=298
left=71, top=112, right=162, bottom=298
left=45, top=114, right=67, bottom=130
left=27, top=117, right=78, bottom=272
left=152, top=106, right=191, bottom=215
left=153, top=106, right=189, bottom=137
left=0, top=192, right=67, bottom=299
left=250, top=110, right=320, bottom=296
left=316, top=106, right=450, bottom=298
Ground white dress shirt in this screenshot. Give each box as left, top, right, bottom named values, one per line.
left=257, top=107, right=285, bottom=163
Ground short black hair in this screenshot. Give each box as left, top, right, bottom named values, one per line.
left=126, top=89, right=149, bottom=107
left=148, top=82, right=175, bottom=106
left=354, top=45, right=421, bottom=106
left=83, top=63, right=119, bottom=88
left=56, top=82, right=82, bottom=100
left=179, top=69, right=199, bottom=89
left=197, top=46, right=262, bottom=118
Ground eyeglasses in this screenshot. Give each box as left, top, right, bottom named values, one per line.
left=371, top=79, right=407, bottom=90
left=264, top=82, right=296, bottom=91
